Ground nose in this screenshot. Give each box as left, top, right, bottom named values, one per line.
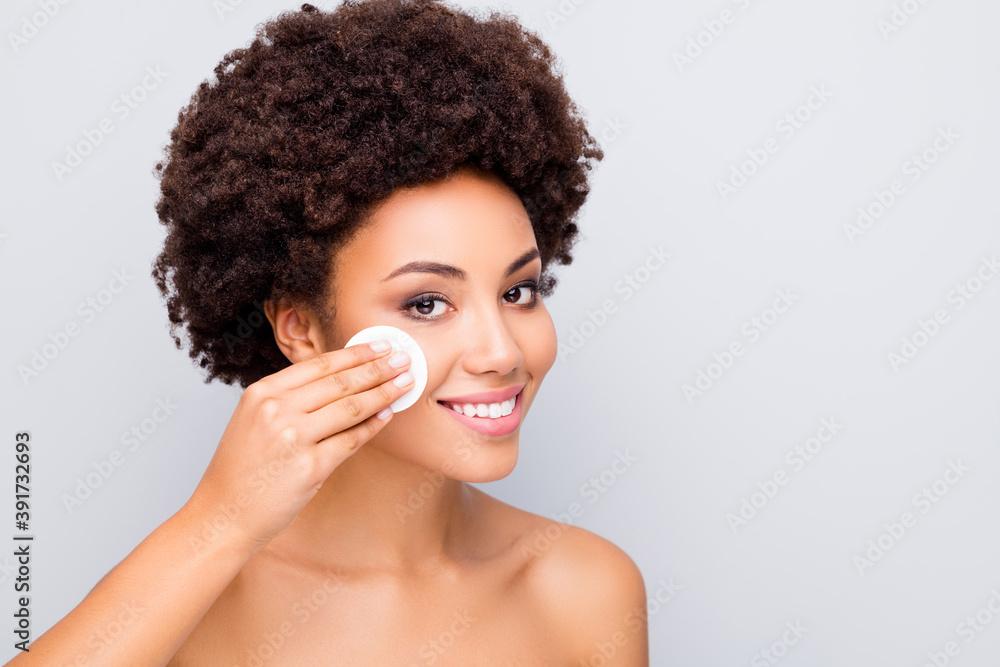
left=459, top=302, right=523, bottom=377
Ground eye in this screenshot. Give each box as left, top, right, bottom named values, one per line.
left=504, top=281, right=538, bottom=305
left=403, top=294, right=452, bottom=319
left=400, top=280, right=540, bottom=321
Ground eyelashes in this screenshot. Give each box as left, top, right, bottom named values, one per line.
left=401, top=279, right=540, bottom=320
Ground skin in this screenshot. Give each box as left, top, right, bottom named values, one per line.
left=160, top=164, right=650, bottom=665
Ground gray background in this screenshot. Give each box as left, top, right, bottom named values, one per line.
left=3, top=0, right=999, bottom=664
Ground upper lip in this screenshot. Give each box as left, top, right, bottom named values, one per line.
left=437, top=383, right=525, bottom=406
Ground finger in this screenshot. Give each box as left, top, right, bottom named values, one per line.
left=292, top=349, right=412, bottom=414
left=298, top=369, right=415, bottom=446
left=262, top=341, right=393, bottom=392
left=311, top=402, right=398, bottom=472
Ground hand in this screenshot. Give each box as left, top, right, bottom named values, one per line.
left=185, top=341, right=413, bottom=553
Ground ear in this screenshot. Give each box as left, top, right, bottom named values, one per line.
left=263, top=298, right=330, bottom=364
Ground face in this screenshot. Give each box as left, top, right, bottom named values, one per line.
left=322, top=165, right=558, bottom=482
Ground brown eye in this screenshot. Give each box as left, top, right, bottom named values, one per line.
left=414, top=299, right=436, bottom=315
left=504, top=282, right=537, bottom=305
left=403, top=293, right=452, bottom=319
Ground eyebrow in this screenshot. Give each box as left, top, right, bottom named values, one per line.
left=381, top=248, right=540, bottom=283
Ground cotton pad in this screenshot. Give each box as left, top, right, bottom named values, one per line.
left=344, top=325, right=428, bottom=413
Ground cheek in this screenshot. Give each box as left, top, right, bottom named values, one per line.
left=414, top=312, right=558, bottom=395
left=524, top=308, right=558, bottom=378
left=321, top=315, right=355, bottom=352
left=419, top=338, right=452, bottom=399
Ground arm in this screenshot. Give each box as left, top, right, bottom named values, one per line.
left=4, top=497, right=258, bottom=667
left=5, top=341, right=413, bottom=667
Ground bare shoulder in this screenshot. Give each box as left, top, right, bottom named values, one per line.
left=525, top=522, right=649, bottom=664
left=473, top=489, right=649, bottom=664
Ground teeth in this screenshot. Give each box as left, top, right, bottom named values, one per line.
left=444, top=394, right=517, bottom=419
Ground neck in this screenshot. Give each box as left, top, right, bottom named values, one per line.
left=267, top=444, right=478, bottom=576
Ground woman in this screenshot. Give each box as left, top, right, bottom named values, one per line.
left=9, top=1, right=648, bottom=664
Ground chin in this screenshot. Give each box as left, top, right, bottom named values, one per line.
left=422, top=431, right=521, bottom=483
left=431, top=397, right=525, bottom=482
left=372, top=413, right=521, bottom=479
left=447, top=447, right=520, bottom=483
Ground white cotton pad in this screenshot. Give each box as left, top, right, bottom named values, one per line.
left=344, top=325, right=428, bottom=413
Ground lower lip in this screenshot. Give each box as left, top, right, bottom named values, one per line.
left=437, top=392, right=522, bottom=437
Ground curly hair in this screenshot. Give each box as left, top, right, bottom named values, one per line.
left=152, top=0, right=603, bottom=388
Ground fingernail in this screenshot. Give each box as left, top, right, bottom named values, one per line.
left=393, top=371, right=414, bottom=387
left=369, top=339, right=391, bottom=353
left=388, top=351, right=411, bottom=368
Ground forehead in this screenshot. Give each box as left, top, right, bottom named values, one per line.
left=337, top=168, right=537, bottom=278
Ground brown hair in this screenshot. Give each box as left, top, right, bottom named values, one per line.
left=152, top=0, right=603, bottom=388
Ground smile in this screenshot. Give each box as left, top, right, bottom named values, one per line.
left=436, top=391, right=522, bottom=436
left=440, top=395, right=516, bottom=419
